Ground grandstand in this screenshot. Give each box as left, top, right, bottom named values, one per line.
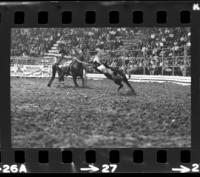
left=10, top=27, right=191, bottom=77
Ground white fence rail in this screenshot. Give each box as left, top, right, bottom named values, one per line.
left=10, top=65, right=191, bottom=86
left=10, top=65, right=52, bottom=77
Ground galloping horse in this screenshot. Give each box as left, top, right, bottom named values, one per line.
left=91, top=57, right=136, bottom=95
left=47, top=56, right=86, bottom=88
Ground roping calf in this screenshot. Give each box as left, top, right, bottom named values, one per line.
left=92, top=59, right=136, bottom=95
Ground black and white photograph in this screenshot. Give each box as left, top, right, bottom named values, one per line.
left=10, top=27, right=191, bottom=148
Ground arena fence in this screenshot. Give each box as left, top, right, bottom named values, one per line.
left=85, top=74, right=190, bottom=86
left=10, top=45, right=191, bottom=85
left=98, top=45, right=191, bottom=76
left=10, top=64, right=191, bottom=86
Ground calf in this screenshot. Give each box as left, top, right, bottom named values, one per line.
left=92, top=60, right=136, bottom=95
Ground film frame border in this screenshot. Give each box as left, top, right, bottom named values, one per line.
left=0, top=1, right=199, bottom=173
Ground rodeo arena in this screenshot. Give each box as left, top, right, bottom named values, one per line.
left=11, top=28, right=191, bottom=148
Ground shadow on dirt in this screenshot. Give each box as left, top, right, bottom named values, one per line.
left=118, top=90, right=137, bottom=97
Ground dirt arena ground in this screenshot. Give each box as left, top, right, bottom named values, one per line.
left=11, top=77, right=191, bottom=148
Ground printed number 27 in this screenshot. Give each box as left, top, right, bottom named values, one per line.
left=102, top=164, right=117, bottom=173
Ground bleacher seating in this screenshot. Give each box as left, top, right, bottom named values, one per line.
left=11, top=27, right=191, bottom=76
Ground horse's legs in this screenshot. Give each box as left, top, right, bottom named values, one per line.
left=117, top=82, right=123, bottom=92
left=81, top=76, right=85, bottom=88
left=73, top=75, right=79, bottom=87
left=114, top=79, right=123, bottom=92
left=47, top=64, right=57, bottom=87
left=120, top=72, right=136, bottom=95
left=81, top=69, right=87, bottom=88
left=123, top=79, right=136, bottom=95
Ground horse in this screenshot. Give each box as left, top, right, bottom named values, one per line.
left=47, top=56, right=86, bottom=88
left=91, top=59, right=136, bottom=95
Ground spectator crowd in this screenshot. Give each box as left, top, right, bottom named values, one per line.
left=11, top=27, right=191, bottom=76
left=11, top=28, right=60, bottom=57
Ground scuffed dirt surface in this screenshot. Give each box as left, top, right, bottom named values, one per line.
left=11, top=77, right=191, bottom=148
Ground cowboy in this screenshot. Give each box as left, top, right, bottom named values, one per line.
left=110, top=60, right=118, bottom=67
left=93, top=49, right=101, bottom=67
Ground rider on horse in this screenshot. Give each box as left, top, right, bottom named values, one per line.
left=55, top=43, right=70, bottom=66
left=73, top=46, right=85, bottom=61
left=47, top=45, right=86, bottom=88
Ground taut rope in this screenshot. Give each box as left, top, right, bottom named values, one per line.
left=72, top=57, right=92, bottom=66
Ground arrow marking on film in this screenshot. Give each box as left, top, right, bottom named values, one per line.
left=172, top=165, right=191, bottom=173
left=80, top=164, right=99, bottom=172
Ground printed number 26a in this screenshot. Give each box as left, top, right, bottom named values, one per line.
left=102, top=164, right=117, bottom=173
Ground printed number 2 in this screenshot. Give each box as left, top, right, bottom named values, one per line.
left=102, top=164, right=117, bottom=173
left=3, top=165, right=10, bottom=173
left=192, top=164, right=200, bottom=173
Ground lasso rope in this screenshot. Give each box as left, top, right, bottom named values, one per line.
left=72, top=57, right=92, bottom=66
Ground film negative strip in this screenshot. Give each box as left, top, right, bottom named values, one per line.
left=0, top=0, right=200, bottom=174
